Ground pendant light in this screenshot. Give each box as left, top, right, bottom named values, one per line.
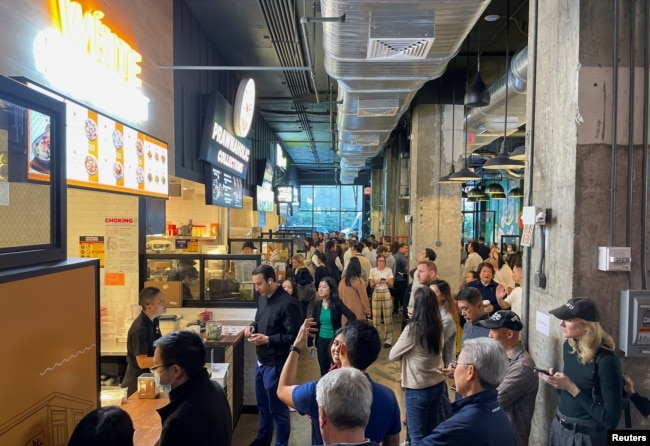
left=464, top=27, right=491, bottom=107
left=485, top=182, right=505, bottom=195
left=508, top=186, right=524, bottom=197
left=509, top=144, right=526, bottom=160
left=438, top=61, right=456, bottom=184
left=451, top=40, right=480, bottom=182
left=482, top=0, right=525, bottom=171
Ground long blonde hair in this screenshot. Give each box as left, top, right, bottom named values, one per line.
left=291, top=254, right=307, bottom=270
left=567, top=319, right=615, bottom=363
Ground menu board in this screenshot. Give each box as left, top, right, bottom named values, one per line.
left=66, top=101, right=168, bottom=198
left=27, top=109, right=52, bottom=182
left=276, top=186, right=293, bottom=203
left=205, top=164, right=243, bottom=209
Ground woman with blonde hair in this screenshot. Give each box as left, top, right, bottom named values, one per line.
left=538, top=297, right=623, bottom=446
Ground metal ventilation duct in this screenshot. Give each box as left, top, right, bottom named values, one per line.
left=465, top=46, right=529, bottom=151
left=319, top=0, right=492, bottom=183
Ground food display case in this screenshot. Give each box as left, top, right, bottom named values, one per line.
left=142, top=253, right=261, bottom=307
left=228, top=237, right=297, bottom=281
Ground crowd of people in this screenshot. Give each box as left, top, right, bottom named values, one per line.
left=70, top=232, right=648, bottom=446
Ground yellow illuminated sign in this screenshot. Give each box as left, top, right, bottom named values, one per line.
left=34, top=0, right=150, bottom=122
left=55, top=0, right=142, bottom=87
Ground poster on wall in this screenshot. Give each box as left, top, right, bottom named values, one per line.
left=103, top=217, right=138, bottom=286
left=79, top=235, right=105, bottom=267
left=27, top=109, right=52, bottom=182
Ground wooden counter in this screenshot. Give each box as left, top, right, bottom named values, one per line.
left=121, top=394, right=168, bottom=446
left=204, top=321, right=250, bottom=426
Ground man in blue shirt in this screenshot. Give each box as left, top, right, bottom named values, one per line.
left=277, top=320, right=401, bottom=446
left=421, top=338, right=516, bottom=446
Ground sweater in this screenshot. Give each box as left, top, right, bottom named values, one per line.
left=388, top=323, right=445, bottom=389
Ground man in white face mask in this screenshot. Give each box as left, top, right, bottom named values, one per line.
left=151, top=330, right=232, bottom=446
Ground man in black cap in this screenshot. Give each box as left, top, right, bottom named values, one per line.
left=242, top=240, right=256, bottom=254
left=168, top=259, right=197, bottom=281
left=479, top=310, right=538, bottom=446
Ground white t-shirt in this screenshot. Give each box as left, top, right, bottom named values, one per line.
left=369, top=267, right=393, bottom=289
left=505, top=287, right=523, bottom=321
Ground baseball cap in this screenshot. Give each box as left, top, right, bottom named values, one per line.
left=242, top=241, right=256, bottom=250
left=478, top=310, right=523, bottom=331
left=179, top=259, right=197, bottom=266
left=549, top=297, right=600, bottom=322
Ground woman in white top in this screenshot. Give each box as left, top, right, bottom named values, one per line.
left=429, top=280, right=459, bottom=367
left=369, top=255, right=394, bottom=347
left=389, top=287, right=446, bottom=446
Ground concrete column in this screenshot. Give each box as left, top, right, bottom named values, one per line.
left=409, top=103, right=463, bottom=291
left=527, top=0, right=650, bottom=439
left=382, top=136, right=409, bottom=242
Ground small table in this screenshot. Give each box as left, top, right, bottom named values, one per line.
left=121, top=393, right=168, bottom=446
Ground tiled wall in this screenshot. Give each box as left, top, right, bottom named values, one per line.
left=67, top=188, right=140, bottom=339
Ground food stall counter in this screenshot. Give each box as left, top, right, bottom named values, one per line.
left=121, top=393, right=168, bottom=445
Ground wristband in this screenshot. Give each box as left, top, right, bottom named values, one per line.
left=290, top=345, right=302, bottom=354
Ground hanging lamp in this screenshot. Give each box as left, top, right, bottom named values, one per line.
left=464, top=28, right=491, bottom=107
left=509, top=144, right=526, bottom=160
left=482, top=1, right=525, bottom=171
left=485, top=183, right=505, bottom=195
left=440, top=61, right=460, bottom=184
left=508, top=186, right=524, bottom=197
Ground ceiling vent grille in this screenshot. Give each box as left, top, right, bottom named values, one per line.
left=357, top=98, right=400, bottom=117
left=367, top=37, right=434, bottom=60
left=349, top=135, right=380, bottom=146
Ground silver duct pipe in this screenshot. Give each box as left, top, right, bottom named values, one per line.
left=464, top=46, right=529, bottom=152
left=319, top=0, right=492, bottom=183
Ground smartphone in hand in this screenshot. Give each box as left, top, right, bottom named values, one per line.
left=534, top=367, right=551, bottom=376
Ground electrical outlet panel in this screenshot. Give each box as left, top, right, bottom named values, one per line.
left=598, top=246, right=631, bottom=271
left=522, top=206, right=547, bottom=225
left=620, top=290, right=650, bottom=357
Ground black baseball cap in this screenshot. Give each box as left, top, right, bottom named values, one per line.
left=179, top=259, right=197, bottom=266
left=478, top=310, right=524, bottom=331
left=549, top=297, right=600, bottom=322
left=242, top=241, right=256, bottom=250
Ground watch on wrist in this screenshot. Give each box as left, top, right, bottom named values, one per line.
left=290, top=345, right=302, bottom=354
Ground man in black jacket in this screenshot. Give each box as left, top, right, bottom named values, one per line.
left=245, top=264, right=302, bottom=446
left=153, top=330, right=232, bottom=446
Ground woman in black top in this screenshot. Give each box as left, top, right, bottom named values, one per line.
left=539, top=297, right=623, bottom=446
left=309, top=276, right=356, bottom=376
left=291, top=254, right=314, bottom=318
left=314, top=251, right=333, bottom=285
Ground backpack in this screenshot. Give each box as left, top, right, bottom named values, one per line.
left=593, top=349, right=631, bottom=428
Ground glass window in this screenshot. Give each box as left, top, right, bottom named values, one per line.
left=0, top=76, right=66, bottom=270
left=285, top=185, right=364, bottom=236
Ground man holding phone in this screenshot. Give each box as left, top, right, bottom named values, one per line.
left=478, top=310, right=538, bottom=446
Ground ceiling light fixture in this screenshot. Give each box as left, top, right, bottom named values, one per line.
left=485, top=182, right=505, bottom=195
left=508, top=186, right=524, bottom=198
left=484, top=14, right=502, bottom=22
left=464, top=28, right=490, bottom=107
left=482, top=0, right=525, bottom=171
left=509, top=144, right=526, bottom=160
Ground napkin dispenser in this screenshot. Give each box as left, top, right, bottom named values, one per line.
left=137, top=373, right=159, bottom=399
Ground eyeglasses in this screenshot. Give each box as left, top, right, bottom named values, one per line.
left=150, top=364, right=172, bottom=374
left=449, top=360, right=473, bottom=369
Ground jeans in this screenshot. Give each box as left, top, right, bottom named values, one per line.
left=253, top=362, right=291, bottom=446
left=405, top=381, right=447, bottom=446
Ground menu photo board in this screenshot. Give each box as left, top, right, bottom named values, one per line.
left=27, top=109, right=53, bottom=182
left=255, top=185, right=275, bottom=213
left=204, top=164, right=243, bottom=209
left=276, top=185, right=293, bottom=203
left=66, top=101, right=168, bottom=198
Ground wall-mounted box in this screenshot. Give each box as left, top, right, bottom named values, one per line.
left=620, top=290, right=650, bottom=357
left=598, top=247, right=631, bottom=272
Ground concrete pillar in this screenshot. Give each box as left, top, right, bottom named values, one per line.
left=410, top=103, right=463, bottom=291
left=527, top=0, right=650, bottom=439
left=382, top=136, right=409, bottom=242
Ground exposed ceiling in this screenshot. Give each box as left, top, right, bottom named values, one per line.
left=181, top=0, right=529, bottom=182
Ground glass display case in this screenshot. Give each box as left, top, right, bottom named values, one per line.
left=228, top=237, right=297, bottom=281
left=142, top=253, right=261, bottom=307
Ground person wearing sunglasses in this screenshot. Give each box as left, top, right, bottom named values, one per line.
left=421, top=337, right=516, bottom=446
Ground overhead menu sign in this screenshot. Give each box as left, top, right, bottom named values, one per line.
left=199, top=94, right=251, bottom=178
left=66, top=101, right=168, bottom=198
